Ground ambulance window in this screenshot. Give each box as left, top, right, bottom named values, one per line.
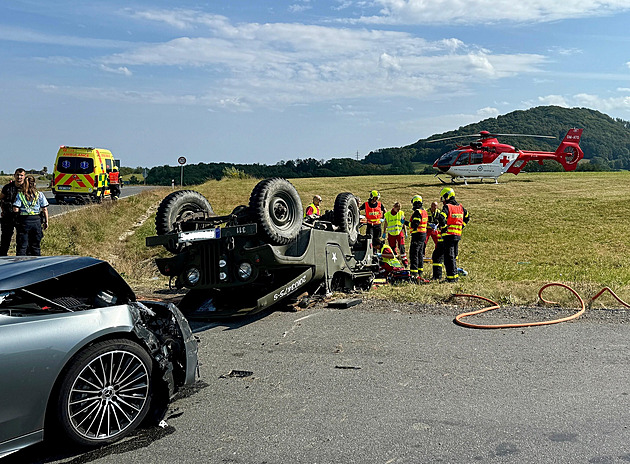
left=57, top=157, right=94, bottom=174
left=105, top=159, right=112, bottom=172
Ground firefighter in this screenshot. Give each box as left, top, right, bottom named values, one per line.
left=0, top=168, right=25, bottom=256
left=432, top=187, right=469, bottom=283
left=383, top=201, right=408, bottom=266
left=359, top=190, right=385, bottom=248
left=108, top=166, right=121, bottom=200
left=304, top=195, right=322, bottom=222
left=408, top=195, right=428, bottom=280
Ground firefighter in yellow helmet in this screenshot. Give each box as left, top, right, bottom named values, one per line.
left=408, top=194, right=429, bottom=281
left=359, top=189, right=385, bottom=249
left=432, top=187, right=469, bottom=283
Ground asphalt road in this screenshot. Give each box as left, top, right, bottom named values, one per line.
left=44, top=185, right=154, bottom=217
left=9, top=301, right=630, bottom=464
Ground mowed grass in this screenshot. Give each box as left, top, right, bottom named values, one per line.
left=42, top=171, right=630, bottom=306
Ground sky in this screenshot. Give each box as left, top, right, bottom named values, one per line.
left=2, top=0, right=630, bottom=173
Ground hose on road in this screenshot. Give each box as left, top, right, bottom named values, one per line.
left=453, top=283, right=630, bottom=329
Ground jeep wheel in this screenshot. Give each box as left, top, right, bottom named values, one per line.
left=249, top=178, right=303, bottom=245
left=156, top=190, right=215, bottom=253
left=333, top=192, right=360, bottom=246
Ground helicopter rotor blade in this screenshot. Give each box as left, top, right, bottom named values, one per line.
left=427, top=132, right=556, bottom=143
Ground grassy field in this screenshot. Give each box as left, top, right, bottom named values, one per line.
left=40, top=171, right=630, bottom=306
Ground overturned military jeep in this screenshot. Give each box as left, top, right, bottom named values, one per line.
left=146, top=178, right=377, bottom=318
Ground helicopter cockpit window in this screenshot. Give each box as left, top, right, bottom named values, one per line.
left=436, top=150, right=463, bottom=167
left=470, top=152, right=483, bottom=164
left=454, top=153, right=470, bottom=166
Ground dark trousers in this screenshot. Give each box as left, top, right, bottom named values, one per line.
left=432, top=240, right=445, bottom=280
left=443, top=236, right=460, bottom=281
left=0, top=215, right=17, bottom=256
left=409, top=232, right=426, bottom=274
left=365, top=223, right=382, bottom=249
left=16, top=215, right=44, bottom=256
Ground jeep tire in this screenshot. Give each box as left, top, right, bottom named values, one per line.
left=249, top=178, right=303, bottom=245
left=155, top=190, right=215, bottom=253
left=333, top=192, right=360, bottom=246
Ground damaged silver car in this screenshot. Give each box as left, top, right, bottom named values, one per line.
left=0, top=256, right=198, bottom=458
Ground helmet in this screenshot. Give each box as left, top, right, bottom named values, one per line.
left=411, top=194, right=422, bottom=205
left=113, top=166, right=119, bottom=171
left=440, top=187, right=455, bottom=201
left=369, top=190, right=380, bottom=200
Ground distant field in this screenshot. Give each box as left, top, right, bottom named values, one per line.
left=42, top=171, right=630, bottom=307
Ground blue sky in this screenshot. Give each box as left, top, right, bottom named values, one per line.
left=2, top=0, right=630, bottom=172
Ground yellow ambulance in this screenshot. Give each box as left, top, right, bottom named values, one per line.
left=52, top=146, right=118, bottom=204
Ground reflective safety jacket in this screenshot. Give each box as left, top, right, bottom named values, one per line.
left=438, top=201, right=469, bottom=238
left=108, top=171, right=120, bottom=184
left=304, top=203, right=320, bottom=218
left=381, top=245, right=403, bottom=268
left=410, top=208, right=428, bottom=235
left=364, top=200, right=383, bottom=225
left=384, top=210, right=405, bottom=236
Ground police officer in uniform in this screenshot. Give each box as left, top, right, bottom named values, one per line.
left=0, top=168, right=26, bottom=256
left=432, top=187, right=469, bottom=283
left=13, top=174, right=49, bottom=256
left=408, top=195, right=428, bottom=280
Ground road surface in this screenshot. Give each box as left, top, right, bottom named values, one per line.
left=7, top=300, right=630, bottom=463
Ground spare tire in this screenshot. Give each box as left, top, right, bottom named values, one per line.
left=334, top=192, right=360, bottom=246
left=155, top=190, right=215, bottom=253
left=249, top=178, right=303, bottom=245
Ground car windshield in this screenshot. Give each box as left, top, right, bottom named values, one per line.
left=57, top=156, right=94, bottom=174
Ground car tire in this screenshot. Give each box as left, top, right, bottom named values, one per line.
left=57, top=339, right=153, bottom=447
left=333, top=192, right=360, bottom=246
left=249, top=178, right=303, bottom=245
left=155, top=190, right=215, bottom=253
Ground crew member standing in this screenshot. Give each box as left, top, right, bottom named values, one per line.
left=13, top=174, right=49, bottom=256
left=408, top=195, right=428, bottom=280
left=383, top=201, right=408, bottom=266
left=0, top=168, right=26, bottom=256
left=304, top=195, right=322, bottom=222
left=108, top=165, right=121, bottom=200
left=359, top=190, right=386, bottom=249
left=433, top=187, right=469, bottom=283
left=424, top=201, right=440, bottom=255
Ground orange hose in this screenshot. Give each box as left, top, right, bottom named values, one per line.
left=453, top=283, right=629, bottom=329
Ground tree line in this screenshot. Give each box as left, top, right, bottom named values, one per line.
left=145, top=106, right=630, bottom=185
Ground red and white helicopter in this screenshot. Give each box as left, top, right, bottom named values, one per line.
left=430, top=128, right=584, bottom=184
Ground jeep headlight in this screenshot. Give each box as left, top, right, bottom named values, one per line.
left=237, top=262, right=253, bottom=280
left=185, top=267, right=201, bottom=286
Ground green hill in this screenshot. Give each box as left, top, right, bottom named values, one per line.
left=365, top=106, right=630, bottom=171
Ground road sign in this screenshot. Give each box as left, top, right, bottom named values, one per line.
left=178, top=156, right=187, bottom=165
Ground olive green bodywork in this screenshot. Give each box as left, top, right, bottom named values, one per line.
left=146, top=224, right=376, bottom=318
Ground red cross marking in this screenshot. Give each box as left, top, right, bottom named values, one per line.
left=500, top=155, right=510, bottom=167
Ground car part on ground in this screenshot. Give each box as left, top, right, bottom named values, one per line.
left=146, top=178, right=376, bottom=319
left=0, top=255, right=198, bottom=459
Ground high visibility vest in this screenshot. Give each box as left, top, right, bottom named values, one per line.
left=364, top=200, right=383, bottom=225
left=304, top=203, right=320, bottom=218
left=411, top=209, right=428, bottom=234
left=17, top=192, right=39, bottom=216
left=109, top=171, right=120, bottom=184
left=381, top=245, right=402, bottom=268
left=384, top=210, right=405, bottom=236
left=444, top=204, right=464, bottom=237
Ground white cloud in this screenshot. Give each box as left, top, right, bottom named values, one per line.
left=352, top=0, right=630, bottom=25
left=477, top=107, right=500, bottom=117
left=530, top=93, right=630, bottom=114
left=95, top=12, right=546, bottom=110
left=99, top=65, right=132, bottom=76
left=536, top=95, right=570, bottom=107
